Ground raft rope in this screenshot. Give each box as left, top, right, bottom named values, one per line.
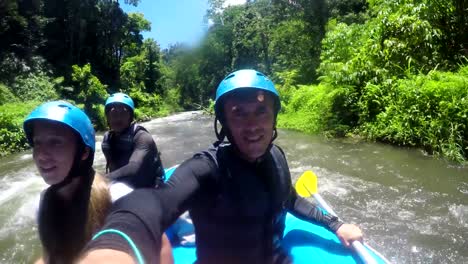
left=92, top=228, right=145, bottom=264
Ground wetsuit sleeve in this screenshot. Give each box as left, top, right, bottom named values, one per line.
left=286, top=188, right=344, bottom=232
left=85, top=155, right=216, bottom=262
left=84, top=189, right=163, bottom=264
left=105, top=131, right=155, bottom=182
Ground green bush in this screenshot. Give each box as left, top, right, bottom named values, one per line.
left=0, top=83, right=17, bottom=104
left=129, top=88, right=163, bottom=120
left=92, top=104, right=107, bottom=130
left=0, top=101, right=41, bottom=156
left=278, top=83, right=356, bottom=136
left=11, top=71, right=61, bottom=101
left=163, top=87, right=182, bottom=113
left=71, top=64, right=108, bottom=130
left=360, top=65, right=468, bottom=162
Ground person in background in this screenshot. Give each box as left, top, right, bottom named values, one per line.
left=24, top=101, right=111, bottom=263
left=102, top=93, right=165, bottom=201
left=79, top=70, right=363, bottom=264
left=102, top=93, right=174, bottom=262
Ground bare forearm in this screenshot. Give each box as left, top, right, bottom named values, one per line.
left=34, top=257, right=45, bottom=264
left=79, top=249, right=136, bottom=264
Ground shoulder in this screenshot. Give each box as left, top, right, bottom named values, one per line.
left=271, top=144, right=286, bottom=156
left=168, top=150, right=218, bottom=184
left=132, top=126, right=154, bottom=144
left=133, top=123, right=149, bottom=135
left=192, top=143, right=228, bottom=169
left=269, top=144, right=289, bottom=163
left=182, top=153, right=217, bottom=174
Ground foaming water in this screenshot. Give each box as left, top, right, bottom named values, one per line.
left=0, top=154, right=45, bottom=263
left=0, top=112, right=467, bottom=263
left=277, top=130, right=468, bottom=263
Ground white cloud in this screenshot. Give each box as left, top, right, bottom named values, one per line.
left=223, top=0, right=247, bottom=7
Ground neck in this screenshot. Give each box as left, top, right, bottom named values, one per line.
left=56, top=177, right=82, bottom=201
left=111, top=122, right=133, bottom=135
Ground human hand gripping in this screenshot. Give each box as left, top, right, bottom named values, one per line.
left=336, top=223, right=363, bottom=248
left=295, top=171, right=382, bottom=264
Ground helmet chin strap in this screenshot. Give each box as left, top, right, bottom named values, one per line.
left=214, top=117, right=226, bottom=146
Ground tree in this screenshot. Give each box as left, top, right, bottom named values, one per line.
left=143, top=39, right=162, bottom=94
left=71, top=63, right=108, bottom=128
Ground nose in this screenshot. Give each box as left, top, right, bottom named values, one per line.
left=33, top=144, right=51, bottom=162
left=244, top=114, right=259, bottom=130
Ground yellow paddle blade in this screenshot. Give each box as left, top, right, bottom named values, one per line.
left=295, top=170, right=318, bottom=197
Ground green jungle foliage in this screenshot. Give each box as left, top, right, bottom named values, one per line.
left=1, top=0, right=467, bottom=161
left=0, top=83, right=17, bottom=104
left=359, top=66, right=468, bottom=162
left=0, top=1, right=178, bottom=155
left=71, top=64, right=109, bottom=130
left=0, top=101, right=41, bottom=156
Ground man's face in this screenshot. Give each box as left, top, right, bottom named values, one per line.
left=106, top=103, right=132, bottom=133
left=223, top=91, right=275, bottom=162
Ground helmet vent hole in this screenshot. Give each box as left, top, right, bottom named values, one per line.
left=58, top=104, right=72, bottom=110
left=225, top=74, right=235, bottom=80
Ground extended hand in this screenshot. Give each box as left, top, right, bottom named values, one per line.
left=336, top=224, right=363, bottom=248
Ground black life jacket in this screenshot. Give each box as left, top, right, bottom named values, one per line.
left=190, top=143, right=292, bottom=264
left=102, top=123, right=164, bottom=187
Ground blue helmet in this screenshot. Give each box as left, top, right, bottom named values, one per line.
left=214, top=69, right=280, bottom=117
left=23, top=101, right=96, bottom=151
left=105, top=93, right=135, bottom=112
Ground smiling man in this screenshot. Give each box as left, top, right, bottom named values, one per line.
left=81, top=70, right=363, bottom=264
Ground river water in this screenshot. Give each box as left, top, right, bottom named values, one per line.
left=0, top=112, right=466, bottom=263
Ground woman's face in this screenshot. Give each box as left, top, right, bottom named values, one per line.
left=32, top=121, right=80, bottom=185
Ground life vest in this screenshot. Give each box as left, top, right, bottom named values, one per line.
left=190, top=143, right=292, bottom=264
left=102, top=123, right=164, bottom=187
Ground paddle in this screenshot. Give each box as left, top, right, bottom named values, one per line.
left=295, top=170, right=379, bottom=264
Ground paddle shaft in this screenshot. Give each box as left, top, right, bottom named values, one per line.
left=313, top=193, right=378, bottom=264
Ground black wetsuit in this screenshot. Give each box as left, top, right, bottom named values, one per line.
left=87, top=143, right=343, bottom=264
left=102, top=123, right=165, bottom=188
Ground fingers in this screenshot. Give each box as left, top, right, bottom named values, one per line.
left=336, top=223, right=364, bottom=248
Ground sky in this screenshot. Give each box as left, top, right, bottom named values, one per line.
left=122, top=0, right=247, bottom=50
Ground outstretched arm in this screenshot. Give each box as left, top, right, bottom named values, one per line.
left=287, top=189, right=344, bottom=231
left=286, top=188, right=363, bottom=247
left=83, top=190, right=165, bottom=264
left=81, top=155, right=216, bottom=262
left=34, top=257, right=45, bottom=264
left=79, top=249, right=136, bottom=264
left=106, top=132, right=155, bottom=183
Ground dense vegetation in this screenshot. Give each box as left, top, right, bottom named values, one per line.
left=1, top=0, right=467, bottom=162
left=0, top=0, right=181, bottom=156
